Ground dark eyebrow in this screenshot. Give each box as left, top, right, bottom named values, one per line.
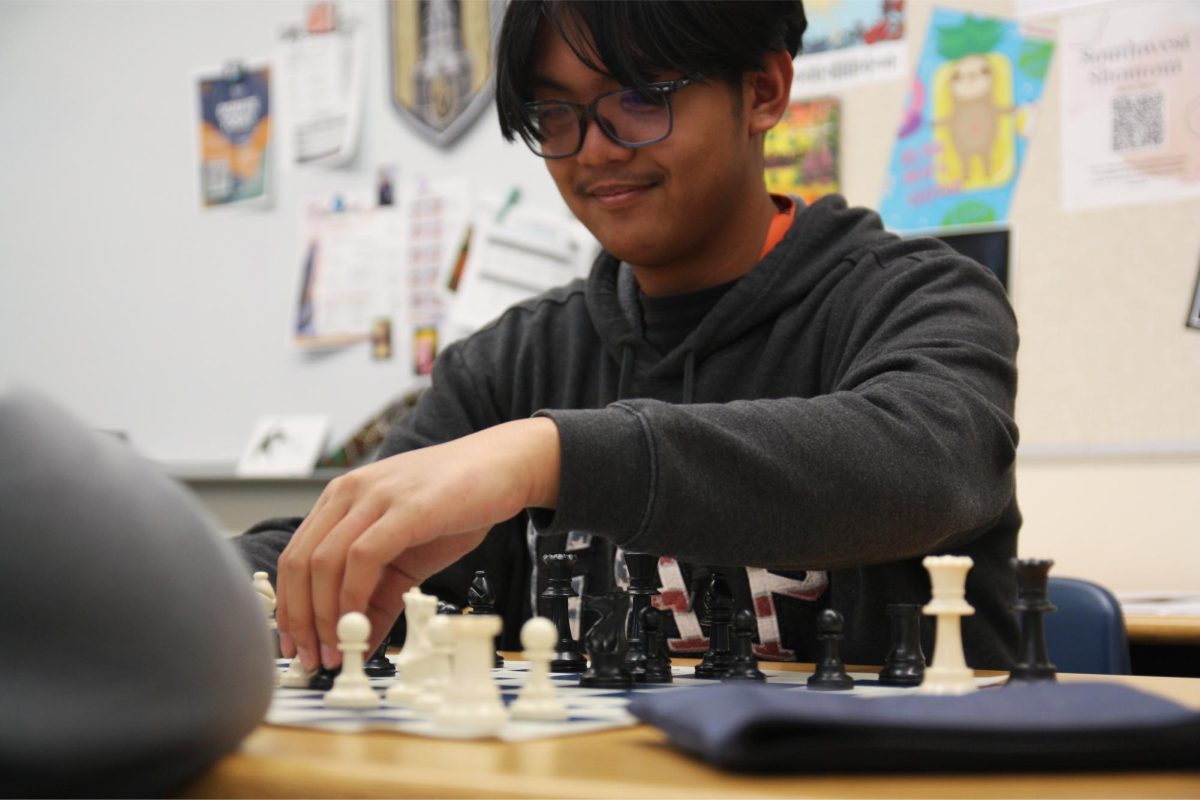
left=530, top=74, right=572, bottom=93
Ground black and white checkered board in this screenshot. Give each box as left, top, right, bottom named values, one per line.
left=267, top=659, right=1003, bottom=742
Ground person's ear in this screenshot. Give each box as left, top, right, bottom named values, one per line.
left=745, top=49, right=794, bottom=136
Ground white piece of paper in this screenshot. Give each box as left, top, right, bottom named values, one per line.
left=279, top=26, right=365, bottom=167
left=1118, top=591, right=1200, bottom=617
left=294, top=204, right=407, bottom=349
left=791, top=40, right=907, bottom=99
left=1060, top=1, right=1200, bottom=212
left=444, top=207, right=597, bottom=343
left=236, top=415, right=332, bottom=477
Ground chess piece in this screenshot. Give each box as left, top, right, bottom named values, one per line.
left=879, top=603, right=926, bottom=687
left=510, top=617, right=569, bottom=720
left=279, top=655, right=317, bottom=688
left=694, top=571, right=735, bottom=679
left=724, top=608, right=766, bottom=681
left=467, top=569, right=504, bottom=667
left=325, top=612, right=380, bottom=708
left=1008, top=558, right=1058, bottom=684
left=308, top=666, right=340, bottom=691
left=623, top=552, right=659, bottom=680
left=437, top=600, right=461, bottom=615
left=253, top=571, right=282, bottom=658
left=386, top=591, right=436, bottom=705
left=540, top=553, right=586, bottom=672
left=434, top=614, right=508, bottom=737
left=579, top=593, right=633, bottom=688
left=363, top=637, right=397, bottom=678
left=413, top=614, right=454, bottom=711
left=807, top=609, right=854, bottom=690
left=919, top=555, right=977, bottom=695
left=638, top=606, right=673, bottom=683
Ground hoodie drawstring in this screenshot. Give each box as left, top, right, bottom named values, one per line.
left=617, top=344, right=635, bottom=401
left=682, top=351, right=696, bottom=405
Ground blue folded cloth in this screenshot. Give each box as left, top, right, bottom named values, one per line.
left=627, top=681, right=1200, bottom=772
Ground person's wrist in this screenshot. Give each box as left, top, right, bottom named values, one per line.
left=520, top=417, right=560, bottom=510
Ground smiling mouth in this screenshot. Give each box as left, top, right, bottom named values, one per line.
left=587, top=182, right=658, bottom=209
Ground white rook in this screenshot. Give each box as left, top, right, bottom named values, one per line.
left=433, top=615, right=507, bottom=737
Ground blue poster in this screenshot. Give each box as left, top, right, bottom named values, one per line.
left=878, top=9, right=1053, bottom=233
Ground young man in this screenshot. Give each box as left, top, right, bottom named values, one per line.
left=237, top=0, right=1020, bottom=673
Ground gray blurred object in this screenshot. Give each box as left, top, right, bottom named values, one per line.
left=0, top=389, right=274, bottom=796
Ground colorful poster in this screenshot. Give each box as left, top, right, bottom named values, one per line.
left=879, top=10, right=1054, bottom=233
left=792, top=0, right=907, bottom=98
left=1060, top=1, right=1200, bottom=212
left=764, top=98, right=840, bottom=204
left=196, top=63, right=271, bottom=208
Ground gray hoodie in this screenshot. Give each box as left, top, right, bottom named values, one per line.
left=239, top=194, right=1020, bottom=668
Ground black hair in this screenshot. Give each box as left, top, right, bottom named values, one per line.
left=496, top=0, right=807, bottom=146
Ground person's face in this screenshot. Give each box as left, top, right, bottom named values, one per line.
left=529, top=23, right=762, bottom=280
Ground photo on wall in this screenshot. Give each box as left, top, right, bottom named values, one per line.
left=878, top=9, right=1054, bottom=233
left=764, top=98, right=841, bottom=206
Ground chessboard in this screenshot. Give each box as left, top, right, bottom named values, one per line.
left=266, top=658, right=1007, bottom=742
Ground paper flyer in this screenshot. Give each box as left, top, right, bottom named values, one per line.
left=878, top=10, right=1054, bottom=233
left=792, top=0, right=907, bottom=98
left=294, top=204, right=406, bottom=350
left=764, top=98, right=841, bottom=205
left=278, top=24, right=365, bottom=167
left=1060, top=1, right=1200, bottom=212
left=196, top=62, right=271, bottom=208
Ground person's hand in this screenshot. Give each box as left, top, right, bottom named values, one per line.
left=276, top=417, right=561, bottom=670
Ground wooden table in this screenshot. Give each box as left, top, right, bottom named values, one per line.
left=179, top=662, right=1200, bottom=799
left=1125, top=614, right=1200, bottom=646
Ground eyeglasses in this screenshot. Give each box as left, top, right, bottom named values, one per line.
left=522, top=77, right=700, bottom=159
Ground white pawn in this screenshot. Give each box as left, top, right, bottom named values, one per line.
left=919, top=555, right=977, bottom=695
left=325, top=612, right=381, bottom=709
left=279, top=655, right=317, bottom=689
left=413, top=614, right=454, bottom=712
left=510, top=617, right=568, bottom=721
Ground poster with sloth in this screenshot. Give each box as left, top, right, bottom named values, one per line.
left=879, top=10, right=1054, bottom=234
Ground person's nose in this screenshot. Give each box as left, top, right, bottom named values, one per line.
left=575, top=116, right=634, bottom=168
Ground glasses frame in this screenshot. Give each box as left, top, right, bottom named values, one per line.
left=522, top=76, right=701, bottom=160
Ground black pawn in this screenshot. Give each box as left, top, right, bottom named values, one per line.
left=467, top=569, right=504, bottom=668
left=1008, top=558, right=1058, bottom=683
left=363, top=637, right=396, bottom=678
left=724, top=608, right=766, bottom=681
left=437, top=600, right=460, bottom=615
left=579, top=593, right=633, bottom=689
left=879, top=603, right=925, bottom=686
left=623, top=552, right=660, bottom=679
left=540, top=553, right=586, bottom=672
left=694, top=571, right=735, bottom=679
left=638, top=606, right=673, bottom=683
left=807, top=609, right=854, bottom=691
left=308, top=665, right=340, bottom=691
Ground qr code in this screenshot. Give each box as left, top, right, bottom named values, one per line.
left=1112, top=91, right=1164, bottom=152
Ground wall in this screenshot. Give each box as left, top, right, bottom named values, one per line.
left=2, top=0, right=1198, bottom=591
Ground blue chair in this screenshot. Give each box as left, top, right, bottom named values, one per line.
left=1043, top=576, right=1132, bottom=675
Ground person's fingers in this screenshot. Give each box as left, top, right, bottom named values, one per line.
left=361, top=564, right=417, bottom=654
left=308, top=503, right=386, bottom=668
left=277, top=477, right=359, bottom=670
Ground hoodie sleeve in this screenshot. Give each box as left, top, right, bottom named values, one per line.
left=533, top=248, right=1018, bottom=570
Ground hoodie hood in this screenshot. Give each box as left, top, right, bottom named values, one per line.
left=584, top=195, right=896, bottom=398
